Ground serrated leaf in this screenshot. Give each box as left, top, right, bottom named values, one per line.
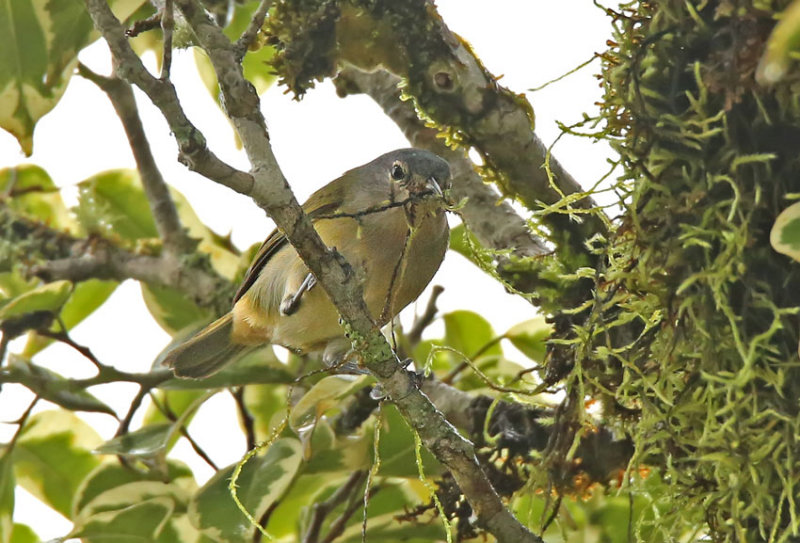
left=0, top=451, right=14, bottom=543
left=22, top=279, right=118, bottom=356
left=9, top=524, right=38, bottom=543
left=0, top=165, right=73, bottom=229
left=504, top=317, right=551, bottom=362
left=0, top=280, right=71, bottom=320
left=290, top=374, right=372, bottom=430
left=13, top=410, right=102, bottom=518
left=4, top=358, right=115, bottom=415
left=189, top=438, right=302, bottom=542
left=443, top=310, right=502, bottom=359
left=141, top=283, right=213, bottom=336
left=771, top=200, right=800, bottom=262
left=0, top=0, right=145, bottom=155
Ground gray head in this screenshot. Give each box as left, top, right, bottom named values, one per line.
left=367, top=148, right=451, bottom=197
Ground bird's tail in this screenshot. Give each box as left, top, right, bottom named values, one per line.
left=163, top=313, right=249, bottom=378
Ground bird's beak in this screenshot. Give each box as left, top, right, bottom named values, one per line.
left=425, top=176, right=444, bottom=198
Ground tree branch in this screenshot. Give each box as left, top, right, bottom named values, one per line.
left=2, top=207, right=232, bottom=312
left=84, top=0, right=255, bottom=194
left=235, top=0, right=272, bottom=56
left=271, top=1, right=607, bottom=256
left=77, top=63, right=194, bottom=254
left=84, top=1, right=543, bottom=540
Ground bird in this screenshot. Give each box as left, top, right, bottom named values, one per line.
left=164, top=148, right=451, bottom=378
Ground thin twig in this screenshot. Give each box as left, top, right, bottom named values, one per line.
left=118, top=385, right=150, bottom=436
left=231, top=387, right=256, bottom=450
left=77, top=62, right=192, bottom=254
left=321, top=483, right=375, bottom=543
left=37, top=326, right=104, bottom=371
left=236, top=0, right=272, bottom=57
left=4, top=396, right=40, bottom=452
left=303, top=471, right=367, bottom=543
left=406, top=285, right=444, bottom=347
left=149, top=392, right=219, bottom=471
left=161, top=0, right=175, bottom=79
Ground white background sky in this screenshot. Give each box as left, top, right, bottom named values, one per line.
left=0, top=1, right=614, bottom=539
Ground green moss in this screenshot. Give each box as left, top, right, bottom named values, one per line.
left=553, top=1, right=800, bottom=540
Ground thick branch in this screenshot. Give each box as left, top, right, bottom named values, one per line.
left=84, top=1, right=542, bottom=540
left=77, top=63, right=194, bottom=254
left=2, top=208, right=232, bottom=313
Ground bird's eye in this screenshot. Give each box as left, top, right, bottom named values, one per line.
left=390, top=162, right=406, bottom=180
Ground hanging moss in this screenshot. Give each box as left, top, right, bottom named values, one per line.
left=557, top=1, right=800, bottom=540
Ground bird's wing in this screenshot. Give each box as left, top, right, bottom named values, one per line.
left=232, top=177, right=349, bottom=304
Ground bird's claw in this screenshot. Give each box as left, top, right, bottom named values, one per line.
left=280, top=273, right=317, bottom=316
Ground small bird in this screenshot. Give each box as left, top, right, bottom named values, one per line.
left=165, top=148, right=451, bottom=378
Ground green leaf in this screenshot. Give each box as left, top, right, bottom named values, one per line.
left=290, top=374, right=372, bottom=430
left=76, top=170, right=159, bottom=242
left=71, top=476, right=195, bottom=543
left=0, top=451, right=14, bottom=543
left=338, top=512, right=445, bottom=543
left=757, top=0, right=800, bottom=84
left=141, top=283, right=214, bottom=337
left=73, top=461, right=194, bottom=518
left=9, top=524, right=38, bottom=543
left=22, top=279, right=118, bottom=357
left=0, top=272, right=37, bottom=301
left=76, top=168, right=238, bottom=275
left=770, top=200, right=800, bottom=262
left=377, top=405, right=440, bottom=478
left=99, top=392, right=211, bottom=463
left=13, top=410, right=102, bottom=518
left=0, top=165, right=73, bottom=229
left=303, top=417, right=370, bottom=474
left=504, top=317, right=551, bottom=362
left=0, top=280, right=71, bottom=321
left=443, top=310, right=502, bottom=359
left=263, top=474, right=337, bottom=538
left=189, top=438, right=302, bottom=542
left=4, top=357, right=116, bottom=415
left=94, top=423, right=173, bottom=458
left=0, top=0, right=145, bottom=155
left=71, top=496, right=176, bottom=542
left=169, top=190, right=239, bottom=279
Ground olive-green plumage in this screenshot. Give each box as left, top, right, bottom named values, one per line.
left=165, top=148, right=451, bottom=378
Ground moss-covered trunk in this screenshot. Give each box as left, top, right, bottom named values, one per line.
left=563, top=1, right=800, bottom=540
